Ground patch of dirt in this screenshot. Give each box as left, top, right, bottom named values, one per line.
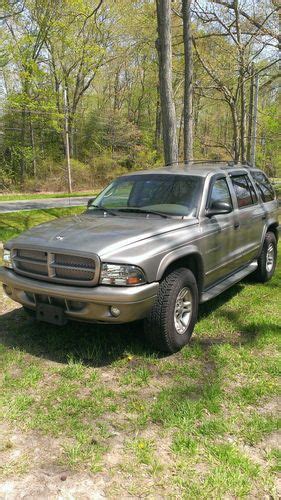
left=0, top=420, right=180, bottom=499
left=1, top=291, right=21, bottom=315
left=0, top=472, right=107, bottom=500
left=240, top=430, right=281, bottom=497
left=0, top=424, right=106, bottom=499
left=256, top=397, right=281, bottom=416
left=258, top=431, right=281, bottom=452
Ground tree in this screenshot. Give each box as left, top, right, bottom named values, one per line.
left=182, top=0, right=193, bottom=162
left=192, top=0, right=279, bottom=162
left=156, top=0, right=178, bottom=165
left=44, top=1, right=107, bottom=156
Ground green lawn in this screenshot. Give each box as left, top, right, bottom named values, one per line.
left=0, top=207, right=84, bottom=243
left=0, top=209, right=280, bottom=497
left=0, top=191, right=96, bottom=202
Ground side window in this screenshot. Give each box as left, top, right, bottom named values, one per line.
left=231, top=175, right=255, bottom=208
left=209, top=178, right=232, bottom=208
left=251, top=172, right=275, bottom=202
left=247, top=177, right=258, bottom=204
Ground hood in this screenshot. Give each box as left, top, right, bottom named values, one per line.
left=7, top=213, right=198, bottom=258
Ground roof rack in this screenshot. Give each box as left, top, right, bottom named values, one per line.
left=167, top=159, right=236, bottom=167
left=166, top=159, right=253, bottom=168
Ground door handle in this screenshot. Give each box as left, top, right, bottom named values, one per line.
left=234, top=222, right=240, bottom=229
left=261, top=214, right=266, bottom=220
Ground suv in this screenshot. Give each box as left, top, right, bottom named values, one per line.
left=1, top=163, right=279, bottom=352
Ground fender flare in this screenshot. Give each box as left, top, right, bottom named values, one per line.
left=156, top=245, right=204, bottom=284
left=258, top=220, right=279, bottom=257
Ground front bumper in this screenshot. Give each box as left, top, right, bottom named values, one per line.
left=0, top=267, right=159, bottom=324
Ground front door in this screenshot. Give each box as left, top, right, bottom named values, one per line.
left=202, top=175, right=239, bottom=288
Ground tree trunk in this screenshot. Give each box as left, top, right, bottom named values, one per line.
left=156, top=0, right=178, bottom=165
left=155, top=84, right=162, bottom=153
left=234, top=0, right=246, bottom=163
left=250, top=72, right=259, bottom=166
left=182, top=0, right=193, bottom=163
left=247, top=64, right=254, bottom=163
left=178, top=106, right=184, bottom=156
left=239, top=54, right=247, bottom=163
left=64, top=87, right=72, bottom=193
left=20, top=108, right=26, bottom=185
left=194, top=93, right=201, bottom=136
left=230, top=102, right=239, bottom=163
left=114, top=67, right=120, bottom=112
left=29, top=113, right=37, bottom=178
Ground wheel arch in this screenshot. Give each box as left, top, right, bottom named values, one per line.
left=257, top=220, right=279, bottom=258
left=156, top=247, right=204, bottom=297
left=266, top=222, right=279, bottom=242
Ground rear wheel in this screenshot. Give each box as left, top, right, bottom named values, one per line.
left=253, top=231, right=277, bottom=283
left=144, top=268, right=198, bottom=353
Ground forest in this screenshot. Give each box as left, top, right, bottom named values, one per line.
left=0, top=0, right=280, bottom=193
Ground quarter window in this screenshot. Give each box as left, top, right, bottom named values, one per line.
left=251, top=172, right=275, bottom=202
left=231, top=175, right=256, bottom=208
left=209, top=178, right=232, bottom=208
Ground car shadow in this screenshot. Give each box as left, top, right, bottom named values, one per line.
left=1, top=278, right=275, bottom=369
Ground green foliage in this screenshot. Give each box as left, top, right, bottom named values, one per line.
left=0, top=0, right=279, bottom=190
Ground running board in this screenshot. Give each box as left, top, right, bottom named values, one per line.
left=200, top=261, right=258, bottom=303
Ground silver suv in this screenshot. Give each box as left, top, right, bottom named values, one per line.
left=1, top=163, right=279, bottom=352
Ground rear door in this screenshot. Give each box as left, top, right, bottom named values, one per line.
left=230, top=173, right=265, bottom=266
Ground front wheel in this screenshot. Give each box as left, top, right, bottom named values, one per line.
left=253, top=231, right=277, bottom=283
left=144, top=268, right=198, bottom=353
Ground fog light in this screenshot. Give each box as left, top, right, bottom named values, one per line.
left=110, top=306, right=120, bottom=317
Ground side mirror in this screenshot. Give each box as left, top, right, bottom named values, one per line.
left=206, top=201, right=232, bottom=217
left=87, top=197, right=96, bottom=208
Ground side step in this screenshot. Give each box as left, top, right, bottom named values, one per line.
left=200, top=261, right=258, bottom=303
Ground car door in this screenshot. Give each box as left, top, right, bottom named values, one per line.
left=202, top=174, right=240, bottom=287
left=229, top=173, right=265, bottom=266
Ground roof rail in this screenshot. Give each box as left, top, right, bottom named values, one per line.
left=166, top=159, right=237, bottom=167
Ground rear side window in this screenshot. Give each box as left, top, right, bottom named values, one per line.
left=251, top=172, right=275, bottom=202
left=231, top=175, right=257, bottom=208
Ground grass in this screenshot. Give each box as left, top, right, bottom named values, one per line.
left=0, top=191, right=96, bottom=202
left=0, top=207, right=84, bottom=243
left=0, top=209, right=280, bottom=496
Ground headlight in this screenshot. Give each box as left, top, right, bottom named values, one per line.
left=100, top=263, right=146, bottom=286
left=3, top=249, right=13, bottom=269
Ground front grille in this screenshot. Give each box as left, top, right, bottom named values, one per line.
left=15, top=249, right=48, bottom=276
left=18, top=261, right=49, bottom=276
left=18, top=249, right=47, bottom=262
left=54, top=267, right=95, bottom=281
left=13, top=248, right=99, bottom=286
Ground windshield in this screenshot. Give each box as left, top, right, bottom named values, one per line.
left=88, top=174, right=203, bottom=217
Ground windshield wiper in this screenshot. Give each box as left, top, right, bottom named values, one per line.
left=115, top=207, right=169, bottom=219
left=88, top=204, right=117, bottom=216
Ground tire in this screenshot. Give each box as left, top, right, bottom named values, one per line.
left=253, top=231, right=277, bottom=283
left=144, top=268, right=198, bottom=353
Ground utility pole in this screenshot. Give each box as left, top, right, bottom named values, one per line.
left=250, top=73, right=259, bottom=167
left=64, top=87, right=72, bottom=193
